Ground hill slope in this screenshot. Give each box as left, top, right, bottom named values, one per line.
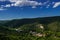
left=1, top=16, right=60, bottom=27
left=0, top=16, right=60, bottom=40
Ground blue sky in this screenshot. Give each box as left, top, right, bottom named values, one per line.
left=0, top=0, right=60, bottom=20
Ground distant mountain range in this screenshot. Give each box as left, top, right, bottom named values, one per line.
left=0, top=16, right=60, bottom=28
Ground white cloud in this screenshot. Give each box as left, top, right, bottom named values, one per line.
left=0, top=0, right=60, bottom=10
left=53, top=2, right=60, bottom=8
left=52, top=2, right=55, bottom=4
left=0, top=0, right=6, bottom=1
left=9, top=0, right=29, bottom=2
left=4, top=4, right=11, bottom=7
left=46, top=4, right=50, bottom=8
left=0, top=0, right=43, bottom=10
left=0, top=7, right=6, bottom=11
left=32, top=6, right=36, bottom=8
left=43, top=1, right=49, bottom=5
left=1, top=0, right=42, bottom=8
left=10, top=0, right=42, bottom=7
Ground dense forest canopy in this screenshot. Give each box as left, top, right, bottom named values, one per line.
left=0, top=16, right=60, bottom=40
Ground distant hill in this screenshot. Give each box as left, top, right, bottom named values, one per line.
left=0, top=16, right=59, bottom=28
left=0, top=16, right=60, bottom=40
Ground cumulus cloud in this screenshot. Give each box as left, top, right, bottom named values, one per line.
left=9, top=0, right=42, bottom=7
left=53, top=2, right=60, bottom=8
left=0, top=0, right=42, bottom=9
left=0, top=0, right=60, bottom=11
left=9, top=0, right=29, bottom=2
left=0, top=0, right=43, bottom=8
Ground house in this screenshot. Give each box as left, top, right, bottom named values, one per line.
left=36, top=24, right=44, bottom=29
left=30, top=31, right=45, bottom=37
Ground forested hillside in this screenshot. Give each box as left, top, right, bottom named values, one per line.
left=0, top=16, right=60, bottom=40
